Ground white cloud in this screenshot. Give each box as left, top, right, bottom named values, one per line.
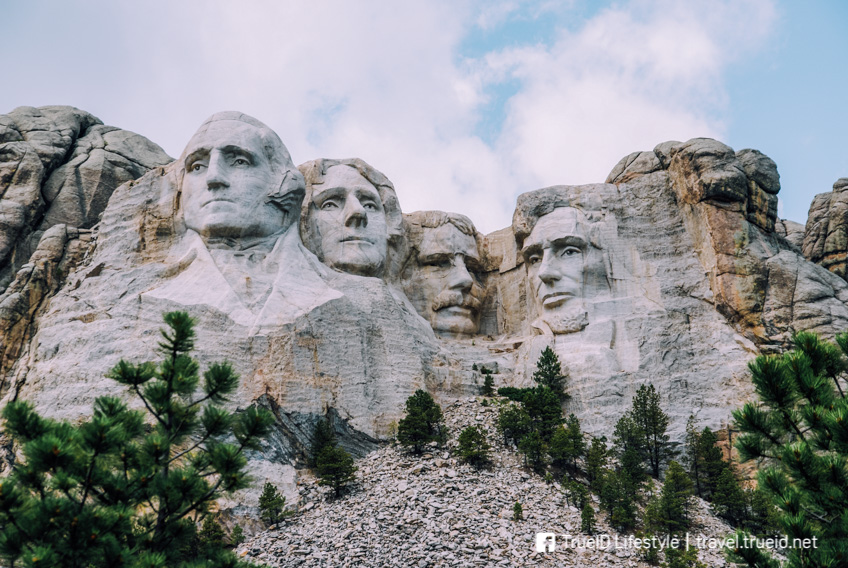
left=0, top=0, right=778, bottom=233
left=480, top=0, right=777, bottom=192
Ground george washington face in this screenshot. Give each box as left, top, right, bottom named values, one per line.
left=181, top=120, right=286, bottom=240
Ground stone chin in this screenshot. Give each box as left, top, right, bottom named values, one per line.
left=328, top=243, right=385, bottom=277
left=536, top=303, right=589, bottom=335
left=431, top=306, right=480, bottom=335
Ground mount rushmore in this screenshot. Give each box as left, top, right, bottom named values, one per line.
left=2, top=105, right=848, bottom=502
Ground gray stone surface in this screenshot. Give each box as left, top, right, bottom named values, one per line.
left=401, top=211, right=484, bottom=336
left=0, top=106, right=171, bottom=293
left=803, top=177, right=848, bottom=279
left=299, top=158, right=405, bottom=280
left=3, top=110, right=848, bottom=526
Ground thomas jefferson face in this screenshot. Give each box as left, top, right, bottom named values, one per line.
left=522, top=207, right=588, bottom=333
left=308, top=164, right=388, bottom=276
left=406, top=223, right=482, bottom=335
left=181, top=120, right=284, bottom=240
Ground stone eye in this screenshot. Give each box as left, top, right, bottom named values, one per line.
left=190, top=163, right=204, bottom=172
left=233, top=157, right=249, bottom=166
left=321, top=200, right=339, bottom=210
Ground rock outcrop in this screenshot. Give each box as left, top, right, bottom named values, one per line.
left=803, top=177, right=848, bottom=278
left=0, top=106, right=171, bottom=394
left=2, top=108, right=847, bottom=516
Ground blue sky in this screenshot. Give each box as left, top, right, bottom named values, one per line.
left=1, top=0, right=845, bottom=233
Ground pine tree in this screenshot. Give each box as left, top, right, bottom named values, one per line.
left=512, top=501, right=523, bottom=521
left=522, top=385, right=563, bottom=442
left=696, top=427, right=726, bottom=500
left=0, top=311, right=270, bottom=568
left=613, top=413, right=648, bottom=484
left=599, top=466, right=639, bottom=532
left=565, top=479, right=589, bottom=510
left=743, top=487, right=781, bottom=538
left=630, top=384, right=671, bottom=478
left=657, top=460, right=693, bottom=536
left=230, top=524, right=245, bottom=546
left=481, top=368, right=495, bottom=397
left=581, top=503, right=596, bottom=534
left=518, top=431, right=547, bottom=473
left=258, top=481, right=289, bottom=525
left=663, top=545, right=706, bottom=568
left=309, top=418, right=337, bottom=469
left=397, top=390, right=447, bottom=454
left=532, top=346, right=569, bottom=400
left=198, top=514, right=226, bottom=558
left=684, top=416, right=703, bottom=498
left=732, top=331, right=848, bottom=566
left=584, top=436, right=609, bottom=490
left=710, top=468, right=747, bottom=525
left=457, top=425, right=491, bottom=469
left=548, top=414, right=584, bottom=476
left=316, top=445, right=357, bottom=497
left=497, top=403, right=531, bottom=446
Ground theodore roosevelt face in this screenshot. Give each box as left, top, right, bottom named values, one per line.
left=407, top=222, right=482, bottom=335
left=181, top=120, right=284, bottom=240
left=307, top=164, right=389, bottom=276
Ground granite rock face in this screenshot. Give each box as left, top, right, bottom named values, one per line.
left=0, top=106, right=171, bottom=392
left=2, top=108, right=847, bottom=512
left=804, top=177, right=848, bottom=279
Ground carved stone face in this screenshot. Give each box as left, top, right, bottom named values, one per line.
left=308, top=164, right=388, bottom=276
left=182, top=120, right=283, bottom=240
left=522, top=207, right=588, bottom=334
left=406, top=223, right=482, bottom=335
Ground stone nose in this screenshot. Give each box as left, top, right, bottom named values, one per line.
left=206, top=153, right=230, bottom=190
left=343, top=197, right=368, bottom=228
left=448, top=255, right=473, bottom=291
left=537, top=251, right=561, bottom=284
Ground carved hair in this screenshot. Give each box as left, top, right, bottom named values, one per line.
left=176, top=112, right=306, bottom=216
left=512, top=186, right=609, bottom=251
left=404, top=211, right=476, bottom=240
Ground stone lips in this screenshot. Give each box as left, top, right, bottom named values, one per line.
left=2, top=108, right=848, bottom=511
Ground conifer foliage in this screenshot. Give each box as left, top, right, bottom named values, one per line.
left=630, top=384, right=671, bottom=478
left=732, top=331, right=848, bottom=567
left=0, top=311, right=271, bottom=568
left=456, top=425, right=491, bottom=469
left=258, top=481, right=290, bottom=525
left=397, top=390, right=447, bottom=454
left=308, top=418, right=337, bottom=469
left=532, top=346, right=569, bottom=401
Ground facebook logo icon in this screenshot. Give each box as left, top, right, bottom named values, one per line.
left=535, top=533, right=556, bottom=552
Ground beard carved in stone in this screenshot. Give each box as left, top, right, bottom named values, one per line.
left=522, top=207, right=590, bottom=334
left=402, top=212, right=483, bottom=335
left=180, top=115, right=303, bottom=245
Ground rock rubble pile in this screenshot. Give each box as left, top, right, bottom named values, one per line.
left=239, top=397, right=739, bottom=568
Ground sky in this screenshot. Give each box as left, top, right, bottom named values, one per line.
left=1, top=0, right=846, bottom=234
